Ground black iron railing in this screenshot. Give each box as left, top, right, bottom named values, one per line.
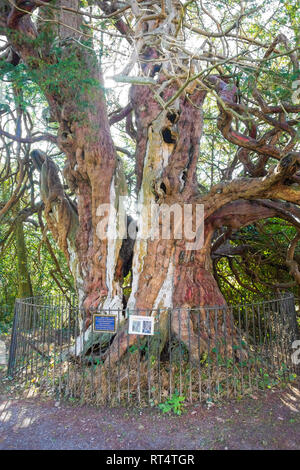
left=6, top=293, right=299, bottom=406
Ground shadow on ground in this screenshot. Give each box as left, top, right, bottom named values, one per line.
left=0, top=382, right=299, bottom=450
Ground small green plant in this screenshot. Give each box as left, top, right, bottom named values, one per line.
left=158, top=392, right=185, bottom=415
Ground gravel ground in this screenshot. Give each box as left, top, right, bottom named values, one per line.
left=0, top=383, right=299, bottom=450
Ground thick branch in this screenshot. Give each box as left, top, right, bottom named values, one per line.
left=30, top=149, right=78, bottom=265
left=200, top=153, right=300, bottom=218
left=209, top=199, right=300, bottom=233
left=0, top=127, right=57, bottom=144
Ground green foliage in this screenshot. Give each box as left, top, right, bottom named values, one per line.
left=158, top=392, right=186, bottom=416
left=216, top=218, right=300, bottom=306
left=0, top=217, right=74, bottom=314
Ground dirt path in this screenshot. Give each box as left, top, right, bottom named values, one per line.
left=0, top=383, right=299, bottom=450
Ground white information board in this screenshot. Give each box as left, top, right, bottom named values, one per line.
left=128, top=315, right=154, bottom=336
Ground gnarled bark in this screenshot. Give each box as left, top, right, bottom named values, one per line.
left=3, top=0, right=300, bottom=366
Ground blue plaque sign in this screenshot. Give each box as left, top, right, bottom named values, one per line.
left=93, top=314, right=117, bottom=333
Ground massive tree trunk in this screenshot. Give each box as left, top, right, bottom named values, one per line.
left=106, top=82, right=228, bottom=362
left=2, top=0, right=300, bottom=363
left=7, top=1, right=128, bottom=317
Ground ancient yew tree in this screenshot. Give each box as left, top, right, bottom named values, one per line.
left=0, top=0, right=299, bottom=359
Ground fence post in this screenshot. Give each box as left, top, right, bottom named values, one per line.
left=288, top=294, right=299, bottom=341
left=7, top=302, right=19, bottom=378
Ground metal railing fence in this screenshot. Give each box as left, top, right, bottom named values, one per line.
left=6, top=293, right=299, bottom=406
